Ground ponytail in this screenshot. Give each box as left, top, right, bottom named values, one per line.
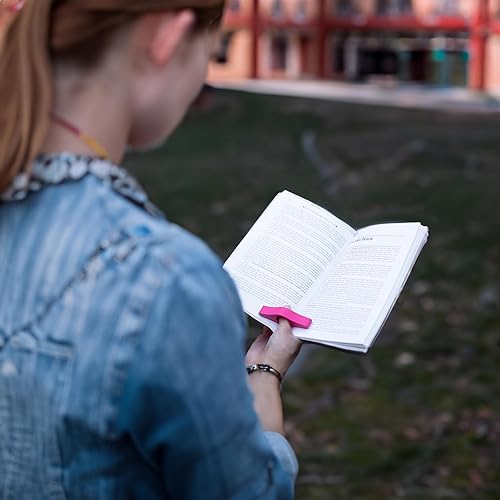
left=0, top=0, right=52, bottom=193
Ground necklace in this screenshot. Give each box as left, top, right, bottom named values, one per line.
left=51, top=114, right=110, bottom=161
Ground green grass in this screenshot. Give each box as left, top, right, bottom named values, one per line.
left=125, top=90, right=500, bottom=499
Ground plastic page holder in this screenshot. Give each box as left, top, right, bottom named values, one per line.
left=259, top=306, right=312, bottom=329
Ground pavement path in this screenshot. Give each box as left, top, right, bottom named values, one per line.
left=213, top=79, right=500, bottom=114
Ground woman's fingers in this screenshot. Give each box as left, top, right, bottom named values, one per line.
left=246, top=306, right=303, bottom=376
left=262, top=326, right=273, bottom=336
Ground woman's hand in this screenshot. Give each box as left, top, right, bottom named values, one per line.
left=246, top=316, right=303, bottom=378
left=245, top=312, right=303, bottom=433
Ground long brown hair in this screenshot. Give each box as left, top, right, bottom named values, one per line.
left=0, top=0, right=224, bottom=193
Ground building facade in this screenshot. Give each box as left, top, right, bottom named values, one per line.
left=207, top=0, right=500, bottom=94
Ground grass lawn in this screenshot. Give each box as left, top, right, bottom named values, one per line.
left=125, top=89, right=500, bottom=499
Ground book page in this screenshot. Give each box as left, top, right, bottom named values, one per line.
left=298, top=223, right=423, bottom=345
left=224, top=191, right=355, bottom=325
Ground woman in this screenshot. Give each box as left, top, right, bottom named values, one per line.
left=0, top=0, right=302, bottom=498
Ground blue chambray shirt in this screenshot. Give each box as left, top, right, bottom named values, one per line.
left=0, top=155, right=298, bottom=499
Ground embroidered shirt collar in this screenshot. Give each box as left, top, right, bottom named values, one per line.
left=1, top=153, right=163, bottom=218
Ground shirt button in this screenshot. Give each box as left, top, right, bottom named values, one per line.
left=1, top=360, right=18, bottom=377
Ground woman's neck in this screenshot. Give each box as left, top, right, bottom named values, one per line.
left=42, top=62, right=132, bottom=165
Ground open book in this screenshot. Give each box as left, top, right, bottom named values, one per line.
left=223, top=191, right=428, bottom=352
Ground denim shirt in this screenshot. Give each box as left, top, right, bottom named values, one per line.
left=0, top=155, right=298, bottom=499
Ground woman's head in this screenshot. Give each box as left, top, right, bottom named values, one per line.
left=0, top=0, right=224, bottom=192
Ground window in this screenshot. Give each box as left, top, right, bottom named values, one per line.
left=376, top=0, right=413, bottom=16
left=336, top=0, right=358, bottom=17
left=212, top=32, right=235, bottom=65
left=228, top=0, right=241, bottom=13
left=271, top=35, right=288, bottom=71
left=271, top=0, right=285, bottom=19
left=294, top=0, right=307, bottom=22
left=436, top=0, right=459, bottom=15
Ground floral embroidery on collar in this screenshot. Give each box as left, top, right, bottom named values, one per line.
left=1, top=154, right=163, bottom=218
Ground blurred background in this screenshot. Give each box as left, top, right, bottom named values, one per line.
left=126, top=0, right=500, bottom=498
left=207, top=0, right=499, bottom=92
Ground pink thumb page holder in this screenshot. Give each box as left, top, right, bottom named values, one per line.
left=259, top=306, right=312, bottom=329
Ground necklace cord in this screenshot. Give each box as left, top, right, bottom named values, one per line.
left=50, top=114, right=110, bottom=161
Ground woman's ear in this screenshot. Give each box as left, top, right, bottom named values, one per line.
left=149, top=10, right=195, bottom=66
